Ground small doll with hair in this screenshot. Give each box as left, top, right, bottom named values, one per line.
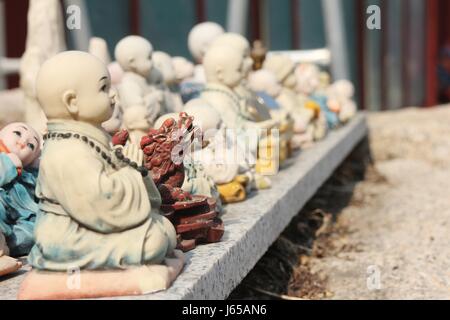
left=0, top=122, right=40, bottom=259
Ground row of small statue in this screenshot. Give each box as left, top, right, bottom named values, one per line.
left=0, top=21, right=356, bottom=299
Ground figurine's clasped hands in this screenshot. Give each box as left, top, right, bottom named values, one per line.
left=122, top=143, right=144, bottom=166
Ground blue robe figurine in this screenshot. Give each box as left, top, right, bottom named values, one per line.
left=0, top=153, right=38, bottom=257
left=311, top=94, right=340, bottom=130
left=179, top=81, right=205, bottom=104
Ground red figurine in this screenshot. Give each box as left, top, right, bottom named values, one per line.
left=112, top=112, right=224, bottom=251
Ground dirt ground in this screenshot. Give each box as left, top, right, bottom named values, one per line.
left=229, top=106, right=450, bottom=300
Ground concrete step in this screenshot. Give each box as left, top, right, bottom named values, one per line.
left=0, top=113, right=368, bottom=300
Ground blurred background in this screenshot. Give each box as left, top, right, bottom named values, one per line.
left=1, top=0, right=449, bottom=110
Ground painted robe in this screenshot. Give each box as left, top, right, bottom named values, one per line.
left=0, top=152, right=38, bottom=257
left=28, top=120, right=177, bottom=271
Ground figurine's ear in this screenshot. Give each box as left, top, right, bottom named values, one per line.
left=215, top=65, right=223, bottom=82
left=62, top=90, right=78, bottom=115
left=128, top=57, right=135, bottom=69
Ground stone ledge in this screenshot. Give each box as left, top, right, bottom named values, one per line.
left=0, top=113, right=368, bottom=300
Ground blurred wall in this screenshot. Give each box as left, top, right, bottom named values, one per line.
left=2, top=0, right=448, bottom=108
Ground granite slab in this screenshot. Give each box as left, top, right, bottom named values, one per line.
left=0, top=113, right=368, bottom=300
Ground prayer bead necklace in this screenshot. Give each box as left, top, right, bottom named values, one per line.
left=201, top=87, right=242, bottom=112
left=43, top=132, right=148, bottom=177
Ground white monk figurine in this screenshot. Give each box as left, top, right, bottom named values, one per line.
left=20, top=0, right=66, bottom=134
left=201, top=44, right=277, bottom=134
left=210, top=33, right=273, bottom=122
left=188, top=21, right=225, bottom=83
left=211, top=33, right=293, bottom=167
left=263, top=55, right=327, bottom=147
left=18, top=51, right=183, bottom=300
left=325, top=79, right=357, bottom=124
left=114, top=36, right=163, bottom=143
left=199, top=44, right=276, bottom=189
left=148, top=51, right=184, bottom=113
left=153, top=110, right=224, bottom=208
left=183, top=101, right=252, bottom=203
left=172, top=56, right=195, bottom=84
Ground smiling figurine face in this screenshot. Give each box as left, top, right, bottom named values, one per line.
left=0, top=123, right=41, bottom=167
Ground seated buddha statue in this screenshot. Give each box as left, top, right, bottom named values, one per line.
left=18, top=51, right=184, bottom=300
left=210, top=33, right=293, bottom=169
left=198, top=44, right=277, bottom=188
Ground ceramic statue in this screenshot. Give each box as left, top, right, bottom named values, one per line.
left=20, top=0, right=66, bottom=134
left=172, top=56, right=195, bottom=84
left=188, top=21, right=225, bottom=83
left=200, top=44, right=276, bottom=131
left=114, top=36, right=164, bottom=144
left=210, top=33, right=272, bottom=122
left=325, top=79, right=357, bottom=123
left=18, top=51, right=184, bottom=300
left=251, top=40, right=267, bottom=71
left=199, top=44, right=277, bottom=188
left=153, top=112, right=224, bottom=209
left=88, top=37, right=111, bottom=65
left=171, top=56, right=199, bottom=104
left=0, top=123, right=40, bottom=259
left=177, top=22, right=224, bottom=103
left=108, top=61, right=126, bottom=86
left=148, top=51, right=184, bottom=113
left=264, top=55, right=327, bottom=147
left=247, top=69, right=295, bottom=154
left=295, top=63, right=339, bottom=130
left=183, top=101, right=253, bottom=203
left=211, top=33, right=292, bottom=169
left=113, top=112, right=224, bottom=252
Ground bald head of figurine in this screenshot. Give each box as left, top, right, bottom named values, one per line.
left=211, top=33, right=253, bottom=77
left=188, top=22, right=224, bottom=63
left=295, top=63, right=321, bottom=94
left=203, top=45, right=244, bottom=88
left=114, top=35, right=153, bottom=77
left=263, top=55, right=297, bottom=90
left=172, top=56, right=195, bottom=83
left=148, top=51, right=176, bottom=85
left=248, top=69, right=282, bottom=98
left=36, top=51, right=116, bottom=127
